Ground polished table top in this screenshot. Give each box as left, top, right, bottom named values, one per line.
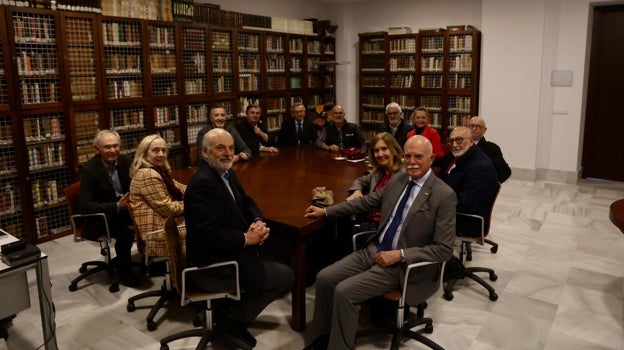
left=174, top=145, right=370, bottom=236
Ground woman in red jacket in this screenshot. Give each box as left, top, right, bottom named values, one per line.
left=406, top=106, right=445, bottom=158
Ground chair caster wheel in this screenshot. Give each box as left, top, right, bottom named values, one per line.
left=424, top=323, right=434, bottom=333
left=489, top=292, right=498, bottom=301
left=490, top=246, right=498, bottom=253
left=160, top=345, right=170, bottom=350
left=489, top=273, right=498, bottom=281
left=443, top=291, right=454, bottom=301
left=69, top=283, right=78, bottom=292
left=79, top=266, right=87, bottom=273
left=193, top=317, right=202, bottom=327
left=466, top=254, right=472, bottom=261
left=127, top=303, right=136, bottom=312
left=109, top=284, right=119, bottom=293
left=147, top=321, right=157, bottom=331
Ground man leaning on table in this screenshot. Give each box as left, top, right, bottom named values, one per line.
left=315, top=105, right=365, bottom=152
left=303, top=135, right=456, bottom=350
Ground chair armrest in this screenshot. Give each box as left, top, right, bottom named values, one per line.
left=456, top=212, right=485, bottom=241
left=181, top=260, right=241, bottom=305
left=70, top=213, right=110, bottom=242
left=401, top=260, right=446, bottom=305
left=144, top=228, right=165, bottom=265
left=352, top=230, right=376, bottom=251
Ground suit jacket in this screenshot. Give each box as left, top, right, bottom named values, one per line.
left=129, top=167, right=186, bottom=257
left=377, top=119, right=409, bottom=148
left=476, top=136, right=512, bottom=183
left=326, top=170, right=456, bottom=305
left=348, top=167, right=406, bottom=196
left=184, top=160, right=265, bottom=292
left=438, top=145, right=499, bottom=236
left=278, top=117, right=317, bottom=147
left=195, top=124, right=252, bottom=160
left=78, top=154, right=133, bottom=240
left=235, top=119, right=273, bottom=155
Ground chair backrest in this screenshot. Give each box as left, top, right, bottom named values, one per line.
left=457, top=183, right=501, bottom=238
left=164, top=215, right=185, bottom=295
left=64, top=181, right=81, bottom=218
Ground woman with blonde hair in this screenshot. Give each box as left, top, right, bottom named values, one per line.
left=346, top=132, right=405, bottom=228
left=129, top=134, right=185, bottom=258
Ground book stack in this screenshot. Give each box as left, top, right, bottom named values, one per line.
left=193, top=3, right=220, bottom=25
left=172, top=0, right=193, bottom=22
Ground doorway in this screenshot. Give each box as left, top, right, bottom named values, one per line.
left=582, top=4, right=624, bottom=181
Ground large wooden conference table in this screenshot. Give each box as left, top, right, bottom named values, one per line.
left=173, top=145, right=369, bottom=331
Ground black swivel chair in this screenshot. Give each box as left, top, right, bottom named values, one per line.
left=351, top=231, right=446, bottom=350
left=159, top=216, right=248, bottom=350
left=444, top=185, right=501, bottom=301
left=65, top=181, right=119, bottom=293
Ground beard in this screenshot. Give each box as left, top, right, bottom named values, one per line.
left=207, top=157, right=233, bottom=173
left=451, top=148, right=467, bottom=157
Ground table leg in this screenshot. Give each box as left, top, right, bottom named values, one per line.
left=36, top=257, right=58, bottom=350
left=291, top=239, right=307, bottom=332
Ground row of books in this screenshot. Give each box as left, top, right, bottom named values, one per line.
left=107, top=80, right=143, bottom=99
left=102, top=22, right=141, bottom=45
left=213, top=75, right=233, bottom=93
left=448, top=96, right=471, bottom=112
left=32, top=178, right=62, bottom=208
left=28, top=144, right=65, bottom=170
left=266, top=115, right=283, bottom=132
left=184, top=79, right=206, bottom=95
left=265, top=97, right=286, bottom=113
left=0, top=124, right=13, bottom=145
left=149, top=26, right=176, bottom=47
left=110, top=109, right=145, bottom=130
left=154, top=106, right=179, bottom=127
left=150, top=54, right=177, bottom=73
left=238, top=33, right=261, bottom=51
left=13, top=16, right=55, bottom=43
left=24, top=116, right=62, bottom=142
left=186, top=104, right=208, bottom=124
left=0, top=183, right=17, bottom=215
left=389, top=57, right=416, bottom=70
left=16, top=51, right=58, bottom=76
left=239, top=75, right=260, bottom=92
left=267, top=76, right=286, bottom=90
left=391, top=75, right=415, bottom=88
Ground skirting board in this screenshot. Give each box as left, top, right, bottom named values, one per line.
left=510, top=167, right=581, bottom=184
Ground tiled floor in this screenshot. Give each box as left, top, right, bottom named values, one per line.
left=4, top=178, right=624, bottom=350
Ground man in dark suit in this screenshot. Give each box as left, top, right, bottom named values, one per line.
left=303, top=135, right=456, bottom=350
left=185, top=128, right=294, bottom=348
left=235, top=104, right=279, bottom=155
left=78, top=129, right=139, bottom=287
left=315, top=105, right=365, bottom=152
left=278, top=102, right=317, bottom=147
left=377, top=102, right=410, bottom=148
left=467, top=116, right=512, bottom=183
left=438, top=126, right=499, bottom=236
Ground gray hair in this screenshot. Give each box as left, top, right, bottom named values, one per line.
left=93, top=129, right=121, bottom=148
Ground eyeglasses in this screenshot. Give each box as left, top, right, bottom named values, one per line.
left=446, top=137, right=465, bottom=145
left=387, top=111, right=400, bottom=115
left=467, top=124, right=483, bottom=129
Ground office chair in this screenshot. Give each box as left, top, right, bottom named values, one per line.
left=351, top=231, right=446, bottom=350
left=64, top=182, right=119, bottom=293
left=126, top=204, right=173, bottom=331
left=443, top=185, right=501, bottom=302
left=159, top=216, right=246, bottom=350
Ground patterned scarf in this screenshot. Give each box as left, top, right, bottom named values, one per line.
left=151, top=166, right=184, bottom=201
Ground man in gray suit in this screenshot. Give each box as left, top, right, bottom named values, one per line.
left=303, top=135, right=457, bottom=350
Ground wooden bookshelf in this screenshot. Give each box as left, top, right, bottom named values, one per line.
left=0, top=5, right=337, bottom=244
left=358, top=26, right=480, bottom=141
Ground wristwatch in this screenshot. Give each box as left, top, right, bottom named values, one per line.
left=400, top=249, right=407, bottom=263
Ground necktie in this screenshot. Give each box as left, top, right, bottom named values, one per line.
left=106, top=164, right=123, bottom=197
left=222, top=172, right=236, bottom=201
left=297, top=121, right=303, bottom=144
left=378, top=181, right=416, bottom=252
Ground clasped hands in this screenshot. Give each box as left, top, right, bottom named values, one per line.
left=245, top=220, right=269, bottom=246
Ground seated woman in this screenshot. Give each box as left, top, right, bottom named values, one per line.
left=406, top=106, right=445, bottom=159
left=129, top=134, right=185, bottom=258
left=346, top=132, right=405, bottom=232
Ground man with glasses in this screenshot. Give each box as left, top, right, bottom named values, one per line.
left=438, top=126, right=499, bottom=235
left=377, top=102, right=409, bottom=148
left=467, top=116, right=511, bottom=183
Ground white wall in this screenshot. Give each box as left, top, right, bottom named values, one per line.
left=199, top=0, right=622, bottom=182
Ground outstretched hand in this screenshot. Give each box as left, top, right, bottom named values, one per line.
left=304, top=205, right=325, bottom=218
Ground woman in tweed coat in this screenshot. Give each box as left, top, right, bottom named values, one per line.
left=129, top=134, right=186, bottom=257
